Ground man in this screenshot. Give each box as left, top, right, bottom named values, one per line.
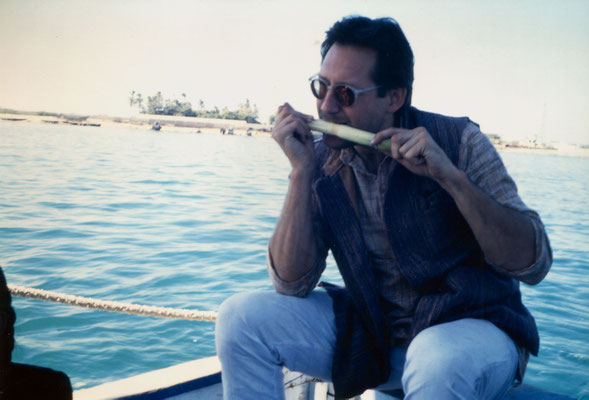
left=216, top=16, right=551, bottom=399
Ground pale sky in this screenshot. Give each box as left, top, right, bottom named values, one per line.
left=1, top=0, right=588, bottom=144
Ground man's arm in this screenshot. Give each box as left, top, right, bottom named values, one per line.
left=268, top=103, right=320, bottom=285
left=440, top=166, right=536, bottom=270
left=371, top=125, right=548, bottom=276
left=457, top=124, right=552, bottom=283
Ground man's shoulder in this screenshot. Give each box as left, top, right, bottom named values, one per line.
left=408, top=107, right=474, bottom=160
left=408, top=106, right=469, bottom=121
left=408, top=106, right=474, bottom=130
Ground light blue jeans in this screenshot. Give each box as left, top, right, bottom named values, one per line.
left=215, top=290, right=518, bottom=399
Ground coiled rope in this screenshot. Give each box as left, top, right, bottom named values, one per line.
left=7, top=284, right=217, bottom=322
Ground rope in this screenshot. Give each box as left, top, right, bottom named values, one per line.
left=7, top=284, right=217, bottom=322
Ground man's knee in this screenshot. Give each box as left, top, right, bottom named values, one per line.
left=215, top=292, right=277, bottom=355
left=216, top=292, right=257, bottom=338
left=402, top=324, right=475, bottom=396
left=402, top=320, right=517, bottom=399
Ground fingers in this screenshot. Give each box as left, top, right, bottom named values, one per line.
left=370, top=127, right=399, bottom=147
left=273, top=104, right=313, bottom=138
left=398, top=130, right=427, bottom=163
left=281, top=117, right=313, bottom=144
left=370, top=127, right=427, bottom=160
left=271, top=103, right=317, bottom=170
left=371, top=128, right=412, bottom=159
left=273, top=114, right=312, bottom=146
left=372, top=126, right=454, bottom=180
left=276, top=103, right=314, bottom=125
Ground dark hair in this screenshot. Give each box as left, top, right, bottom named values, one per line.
left=321, top=16, right=414, bottom=109
left=1, top=267, right=16, bottom=364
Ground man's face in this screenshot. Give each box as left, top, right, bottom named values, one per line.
left=316, top=44, right=394, bottom=149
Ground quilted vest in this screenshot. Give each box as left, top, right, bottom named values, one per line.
left=312, top=107, right=539, bottom=398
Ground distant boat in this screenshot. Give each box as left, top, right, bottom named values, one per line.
left=152, top=121, right=161, bottom=131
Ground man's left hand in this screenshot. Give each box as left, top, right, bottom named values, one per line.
left=371, top=127, right=459, bottom=185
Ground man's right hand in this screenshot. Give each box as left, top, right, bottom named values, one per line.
left=272, top=103, right=315, bottom=175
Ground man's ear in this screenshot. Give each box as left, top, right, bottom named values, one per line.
left=387, top=88, right=407, bottom=114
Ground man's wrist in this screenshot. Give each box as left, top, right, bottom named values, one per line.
left=437, top=166, right=468, bottom=196
left=290, top=167, right=314, bottom=182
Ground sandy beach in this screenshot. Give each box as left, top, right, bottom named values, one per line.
left=0, top=112, right=272, bottom=137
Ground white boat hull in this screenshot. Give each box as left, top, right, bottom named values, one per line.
left=73, top=356, right=574, bottom=400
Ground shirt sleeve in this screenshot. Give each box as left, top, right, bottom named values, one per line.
left=267, top=248, right=326, bottom=297
left=458, top=122, right=553, bottom=285
left=266, top=197, right=329, bottom=297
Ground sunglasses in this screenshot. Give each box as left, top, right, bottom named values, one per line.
left=309, top=74, right=382, bottom=107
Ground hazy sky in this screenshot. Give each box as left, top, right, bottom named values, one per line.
left=1, top=0, right=588, bottom=143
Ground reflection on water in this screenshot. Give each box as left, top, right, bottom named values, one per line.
left=0, top=122, right=587, bottom=397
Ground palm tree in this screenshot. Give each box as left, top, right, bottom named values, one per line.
left=137, top=93, right=144, bottom=112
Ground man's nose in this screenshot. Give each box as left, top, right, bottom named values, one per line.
left=319, top=89, right=340, bottom=115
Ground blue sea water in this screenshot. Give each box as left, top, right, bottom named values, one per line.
left=0, top=121, right=587, bottom=398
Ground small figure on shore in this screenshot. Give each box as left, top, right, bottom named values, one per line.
left=152, top=121, right=161, bottom=131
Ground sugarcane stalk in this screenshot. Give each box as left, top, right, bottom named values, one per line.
left=308, top=120, right=391, bottom=152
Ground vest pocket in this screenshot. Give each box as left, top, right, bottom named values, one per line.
left=419, top=185, right=460, bottom=252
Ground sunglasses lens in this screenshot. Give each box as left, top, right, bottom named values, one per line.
left=334, top=86, right=355, bottom=107
left=310, top=79, right=327, bottom=99
left=310, top=78, right=356, bottom=107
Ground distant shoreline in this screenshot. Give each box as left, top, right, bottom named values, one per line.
left=2, top=112, right=588, bottom=158
left=487, top=140, right=589, bottom=158
left=0, top=112, right=272, bottom=138
left=495, top=145, right=589, bottom=158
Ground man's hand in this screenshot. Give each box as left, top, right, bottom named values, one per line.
left=272, top=103, right=315, bottom=175
left=371, top=127, right=460, bottom=187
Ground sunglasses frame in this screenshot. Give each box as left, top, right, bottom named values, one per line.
left=309, top=74, right=382, bottom=107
